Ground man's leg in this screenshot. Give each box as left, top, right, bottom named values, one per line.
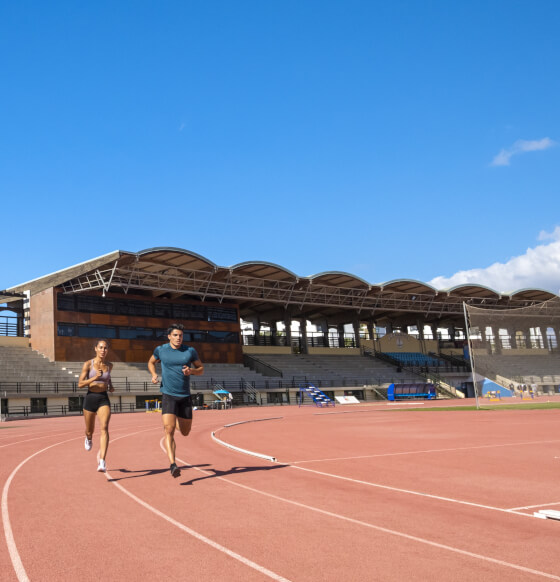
left=176, top=417, right=192, bottom=437
left=162, top=413, right=178, bottom=464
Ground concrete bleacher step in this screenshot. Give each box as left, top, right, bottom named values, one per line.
left=50, top=361, right=270, bottom=389
left=0, top=346, right=83, bottom=384
left=1, top=345, right=446, bottom=391
left=252, top=353, right=407, bottom=385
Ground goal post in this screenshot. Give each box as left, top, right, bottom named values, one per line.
left=463, top=297, right=560, bottom=408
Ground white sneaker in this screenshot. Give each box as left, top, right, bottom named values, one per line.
left=85, top=437, right=92, bottom=451
left=97, top=459, right=106, bottom=472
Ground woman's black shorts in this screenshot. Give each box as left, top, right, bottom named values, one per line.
left=161, top=394, right=192, bottom=420
left=83, top=391, right=111, bottom=413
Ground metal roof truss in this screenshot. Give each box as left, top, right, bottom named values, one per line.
left=58, top=264, right=529, bottom=317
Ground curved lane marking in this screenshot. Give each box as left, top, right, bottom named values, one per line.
left=175, top=447, right=560, bottom=581
left=204, top=421, right=560, bottom=579
left=211, top=418, right=535, bottom=518
left=290, top=464, right=530, bottom=517
left=211, top=417, right=283, bottom=462
left=2, top=437, right=77, bottom=582
left=211, top=431, right=277, bottom=462
left=105, top=466, right=291, bottom=582
left=509, top=501, right=560, bottom=511
left=2, top=426, right=155, bottom=582
left=0, top=431, right=77, bottom=449
left=289, top=438, right=560, bottom=464
left=223, top=417, right=283, bottom=428
left=101, top=432, right=291, bottom=582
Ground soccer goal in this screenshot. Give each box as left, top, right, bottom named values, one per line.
left=463, top=297, right=560, bottom=407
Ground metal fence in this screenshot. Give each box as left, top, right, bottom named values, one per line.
left=0, top=374, right=420, bottom=396
left=0, top=316, right=20, bottom=336
left=0, top=402, right=143, bottom=419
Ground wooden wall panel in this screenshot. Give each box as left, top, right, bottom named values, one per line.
left=55, top=338, right=243, bottom=364
left=51, top=289, right=242, bottom=364
left=30, top=289, right=56, bottom=360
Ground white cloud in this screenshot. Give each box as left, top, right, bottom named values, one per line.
left=429, top=229, right=560, bottom=294
left=538, top=226, right=560, bottom=242
left=491, top=137, right=556, bottom=167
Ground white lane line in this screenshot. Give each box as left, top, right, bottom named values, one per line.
left=2, top=437, right=77, bottom=582
left=289, top=465, right=530, bottom=518
left=0, top=422, right=156, bottom=450
left=106, top=470, right=291, bottom=581
left=509, top=501, right=560, bottom=511
left=173, top=452, right=560, bottom=581
left=212, top=418, right=282, bottom=462
left=288, top=438, right=560, bottom=464
left=211, top=431, right=277, bottom=462
left=223, top=417, right=283, bottom=428
left=314, top=404, right=425, bottom=415
left=2, top=426, right=155, bottom=582
left=0, top=430, right=77, bottom=449
left=209, top=421, right=543, bottom=519
left=103, top=434, right=291, bottom=581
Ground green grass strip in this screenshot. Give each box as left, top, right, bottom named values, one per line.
left=401, top=402, right=560, bottom=412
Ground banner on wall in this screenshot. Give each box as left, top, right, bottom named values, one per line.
left=335, top=396, right=360, bottom=404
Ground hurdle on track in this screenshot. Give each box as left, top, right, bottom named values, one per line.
left=486, top=390, right=501, bottom=402
left=145, top=399, right=162, bottom=413
left=521, top=387, right=535, bottom=401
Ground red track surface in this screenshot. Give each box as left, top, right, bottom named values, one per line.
left=2, top=399, right=560, bottom=581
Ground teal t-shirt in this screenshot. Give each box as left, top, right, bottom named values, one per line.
left=153, top=343, right=199, bottom=397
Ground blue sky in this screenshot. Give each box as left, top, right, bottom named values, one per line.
left=1, top=0, right=559, bottom=294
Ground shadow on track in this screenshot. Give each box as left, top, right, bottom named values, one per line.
left=180, top=463, right=289, bottom=486
left=107, top=464, right=211, bottom=482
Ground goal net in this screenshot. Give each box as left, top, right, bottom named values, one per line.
left=463, top=297, right=560, bottom=400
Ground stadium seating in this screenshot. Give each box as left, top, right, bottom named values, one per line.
left=0, top=345, right=78, bottom=384
left=0, top=345, right=465, bottom=401
left=474, top=354, right=560, bottom=387
left=249, top=354, right=418, bottom=386
left=384, top=352, right=445, bottom=367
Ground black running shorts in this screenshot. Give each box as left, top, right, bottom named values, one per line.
left=161, top=393, right=193, bottom=420
left=83, top=391, right=111, bottom=413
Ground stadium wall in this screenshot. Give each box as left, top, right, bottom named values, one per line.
left=0, top=336, right=29, bottom=347
left=307, top=347, right=361, bottom=355
left=242, top=346, right=291, bottom=355
left=494, top=349, right=551, bottom=356
left=30, top=288, right=57, bottom=360
left=28, top=287, right=243, bottom=364
left=377, top=334, right=438, bottom=354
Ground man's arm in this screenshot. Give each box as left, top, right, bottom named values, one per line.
left=148, top=354, right=160, bottom=384
left=183, top=359, right=204, bottom=376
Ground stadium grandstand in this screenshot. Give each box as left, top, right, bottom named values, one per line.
left=1, top=247, right=559, bottom=418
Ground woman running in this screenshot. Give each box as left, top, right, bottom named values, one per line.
left=78, top=339, right=114, bottom=472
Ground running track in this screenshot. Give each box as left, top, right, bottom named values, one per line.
left=2, top=400, right=560, bottom=581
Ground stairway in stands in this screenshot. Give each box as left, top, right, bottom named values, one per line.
left=0, top=345, right=77, bottom=384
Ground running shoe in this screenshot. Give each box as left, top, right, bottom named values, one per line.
left=97, top=459, right=106, bottom=472
left=170, top=463, right=181, bottom=478
left=84, top=437, right=92, bottom=451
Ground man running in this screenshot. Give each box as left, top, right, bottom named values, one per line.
left=148, top=323, right=204, bottom=478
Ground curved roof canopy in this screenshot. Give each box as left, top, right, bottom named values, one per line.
left=136, top=247, right=217, bottom=272
left=4, top=249, right=559, bottom=327
left=308, top=271, right=371, bottom=289
left=447, top=284, right=501, bottom=299
left=380, top=279, right=438, bottom=295
left=230, top=261, right=298, bottom=282
left=508, top=288, right=557, bottom=302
